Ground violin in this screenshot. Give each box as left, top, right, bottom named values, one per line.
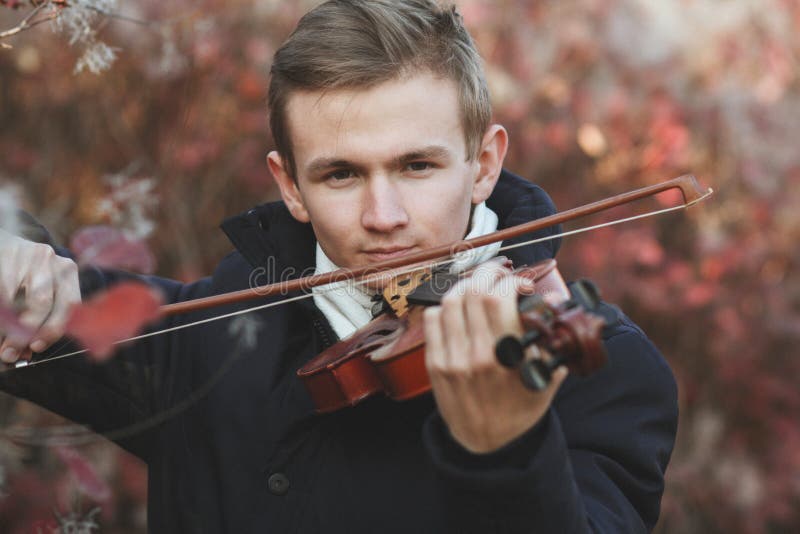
left=0, top=175, right=712, bottom=452
left=8, top=175, right=713, bottom=390
left=286, top=174, right=711, bottom=413
left=297, top=258, right=610, bottom=413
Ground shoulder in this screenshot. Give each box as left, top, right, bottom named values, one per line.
left=555, top=300, right=678, bottom=441
left=552, top=302, right=678, bottom=530
left=490, top=169, right=563, bottom=262
left=489, top=169, right=558, bottom=221
left=600, top=302, right=676, bottom=395
left=208, top=250, right=260, bottom=294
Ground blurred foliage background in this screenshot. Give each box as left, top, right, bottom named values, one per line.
left=0, top=0, right=798, bottom=532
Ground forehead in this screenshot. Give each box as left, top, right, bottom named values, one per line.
left=284, top=73, right=467, bottom=166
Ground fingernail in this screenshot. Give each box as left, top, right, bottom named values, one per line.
left=30, top=339, right=46, bottom=352
left=1, top=348, right=17, bottom=363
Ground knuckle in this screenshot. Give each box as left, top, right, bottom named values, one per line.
left=18, top=316, right=49, bottom=336
left=425, top=357, right=448, bottom=376
left=471, top=267, right=498, bottom=288
left=56, top=255, right=78, bottom=273
left=469, top=358, right=494, bottom=375
left=32, top=243, right=55, bottom=261
left=427, top=354, right=464, bottom=378
left=480, top=291, right=504, bottom=310
left=423, top=306, right=440, bottom=323
left=56, top=263, right=82, bottom=299
left=440, top=291, right=462, bottom=309
left=444, top=358, right=471, bottom=379
left=476, top=261, right=503, bottom=275
left=469, top=334, right=493, bottom=354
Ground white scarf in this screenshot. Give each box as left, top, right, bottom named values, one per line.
left=312, top=201, right=501, bottom=340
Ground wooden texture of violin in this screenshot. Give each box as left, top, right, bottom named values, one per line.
left=297, top=259, right=587, bottom=414
left=515, top=296, right=607, bottom=376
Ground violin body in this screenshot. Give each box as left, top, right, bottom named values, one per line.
left=297, top=259, right=591, bottom=413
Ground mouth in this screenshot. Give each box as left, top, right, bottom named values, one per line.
left=362, top=246, right=416, bottom=261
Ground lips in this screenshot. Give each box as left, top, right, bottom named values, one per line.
left=362, top=246, right=415, bottom=261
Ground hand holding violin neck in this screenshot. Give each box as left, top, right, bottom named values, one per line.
left=495, top=279, right=609, bottom=391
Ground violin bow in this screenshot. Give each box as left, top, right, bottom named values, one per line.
left=11, top=174, right=713, bottom=369
left=160, top=174, right=712, bottom=315
left=0, top=174, right=712, bottom=446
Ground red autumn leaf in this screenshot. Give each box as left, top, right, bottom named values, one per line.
left=700, top=257, right=726, bottom=282
left=683, top=282, right=715, bottom=308
left=70, top=225, right=156, bottom=274
left=52, top=446, right=111, bottom=503
left=236, top=70, right=265, bottom=101
left=175, top=139, right=221, bottom=171
left=65, top=282, right=163, bottom=361
left=635, top=238, right=665, bottom=267
left=665, top=260, right=693, bottom=285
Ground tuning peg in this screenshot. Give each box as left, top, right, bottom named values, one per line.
left=567, top=279, right=600, bottom=309
left=567, top=279, right=618, bottom=326
left=519, top=353, right=567, bottom=391
left=495, top=329, right=542, bottom=368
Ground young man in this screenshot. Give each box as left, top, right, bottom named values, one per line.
left=0, top=1, right=677, bottom=532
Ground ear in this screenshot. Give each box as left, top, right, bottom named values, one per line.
left=267, top=151, right=310, bottom=223
left=471, top=124, right=508, bottom=205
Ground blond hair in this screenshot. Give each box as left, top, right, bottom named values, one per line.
left=268, top=0, right=492, bottom=179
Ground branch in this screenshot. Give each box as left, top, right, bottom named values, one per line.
left=0, top=2, right=59, bottom=40
left=84, top=4, right=202, bottom=34
left=84, top=5, right=150, bottom=27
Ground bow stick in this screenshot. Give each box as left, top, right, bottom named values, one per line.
left=0, top=174, right=712, bottom=446
left=10, top=174, right=713, bottom=370
left=162, top=174, right=712, bottom=315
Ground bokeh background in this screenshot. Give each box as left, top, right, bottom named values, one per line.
left=1, top=0, right=798, bottom=532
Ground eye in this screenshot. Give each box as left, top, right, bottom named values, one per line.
left=406, top=161, right=433, bottom=172
left=326, top=169, right=355, bottom=181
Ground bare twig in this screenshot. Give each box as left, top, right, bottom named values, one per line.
left=84, top=5, right=203, bottom=34
left=84, top=5, right=150, bottom=27
left=0, top=2, right=59, bottom=40
left=18, top=2, right=47, bottom=26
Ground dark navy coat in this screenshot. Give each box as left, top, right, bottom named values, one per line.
left=1, top=170, right=677, bottom=533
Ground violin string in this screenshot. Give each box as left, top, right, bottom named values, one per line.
left=494, top=199, right=706, bottom=256
left=12, top=292, right=315, bottom=368
left=12, top=193, right=709, bottom=370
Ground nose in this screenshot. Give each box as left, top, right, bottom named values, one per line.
left=361, top=174, right=409, bottom=233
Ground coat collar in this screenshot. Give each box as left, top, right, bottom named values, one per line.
left=220, top=169, right=561, bottom=278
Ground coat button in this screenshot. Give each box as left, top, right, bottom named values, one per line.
left=267, top=473, right=290, bottom=496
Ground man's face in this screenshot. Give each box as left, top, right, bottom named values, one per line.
left=268, top=73, right=506, bottom=276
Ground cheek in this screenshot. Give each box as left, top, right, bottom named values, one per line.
left=309, top=203, right=354, bottom=238
left=304, top=195, right=362, bottom=263
left=410, top=181, right=473, bottom=245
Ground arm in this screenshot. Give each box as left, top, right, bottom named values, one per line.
left=0, top=228, right=211, bottom=459
left=422, top=262, right=677, bottom=532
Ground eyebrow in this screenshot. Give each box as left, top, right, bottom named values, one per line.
left=306, top=158, right=361, bottom=176
left=393, top=145, right=451, bottom=166
left=305, top=145, right=453, bottom=176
